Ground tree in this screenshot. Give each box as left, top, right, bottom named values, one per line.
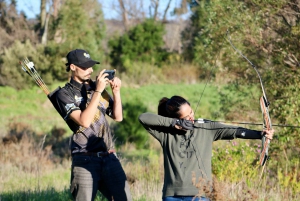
left=44, top=0, right=106, bottom=80
left=180, top=0, right=300, bottom=176
left=36, top=0, right=62, bottom=45
left=102, top=0, right=174, bottom=30
left=0, top=0, right=39, bottom=88
left=40, top=0, right=46, bottom=32
left=39, top=0, right=51, bottom=45
left=0, top=0, right=37, bottom=50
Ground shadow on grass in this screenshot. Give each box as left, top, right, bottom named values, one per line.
left=0, top=187, right=108, bottom=201
left=0, top=188, right=150, bottom=201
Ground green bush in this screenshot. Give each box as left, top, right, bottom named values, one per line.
left=119, top=61, right=166, bottom=86
left=212, top=140, right=259, bottom=183
left=108, top=19, right=166, bottom=71
left=0, top=40, right=52, bottom=89
left=112, top=99, right=149, bottom=149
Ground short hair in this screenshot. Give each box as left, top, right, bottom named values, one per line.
left=66, top=64, right=71, bottom=72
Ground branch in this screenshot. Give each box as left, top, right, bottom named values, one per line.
left=162, top=0, right=172, bottom=22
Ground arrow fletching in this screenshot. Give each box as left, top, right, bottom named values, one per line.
left=20, top=57, right=50, bottom=95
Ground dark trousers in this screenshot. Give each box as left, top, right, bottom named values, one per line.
left=70, top=153, right=132, bottom=201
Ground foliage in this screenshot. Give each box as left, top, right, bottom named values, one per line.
left=258, top=1, right=300, bottom=170
left=50, top=0, right=106, bottom=54
left=181, top=0, right=298, bottom=89
left=212, top=140, right=260, bottom=183
left=108, top=19, right=167, bottom=71
left=113, top=99, right=149, bottom=149
left=45, top=0, right=106, bottom=79
left=277, top=159, right=300, bottom=195
left=0, top=0, right=38, bottom=49
left=182, top=0, right=267, bottom=81
left=182, top=0, right=300, bottom=181
left=212, top=139, right=300, bottom=196
left=0, top=0, right=106, bottom=87
left=118, top=61, right=166, bottom=86
left=218, top=82, right=260, bottom=122
left=0, top=40, right=52, bottom=89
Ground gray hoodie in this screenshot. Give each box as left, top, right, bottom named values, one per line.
left=138, top=113, right=262, bottom=197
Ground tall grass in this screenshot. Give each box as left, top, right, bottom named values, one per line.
left=1, top=134, right=299, bottom=201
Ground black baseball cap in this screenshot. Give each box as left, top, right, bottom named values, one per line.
left=65, top=49, right=100, bottom=69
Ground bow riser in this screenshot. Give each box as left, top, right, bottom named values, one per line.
left=259, top=96, right=272, bottom=166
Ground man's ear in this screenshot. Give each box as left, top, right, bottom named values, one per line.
left=70, top=64, right=76, bottom=71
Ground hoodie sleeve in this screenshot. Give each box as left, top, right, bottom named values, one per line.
left=138, top=113, right=174, bottom=143
left=207, top=122, right=262, bottom=141
left=194, top=121, right=262, bottom=141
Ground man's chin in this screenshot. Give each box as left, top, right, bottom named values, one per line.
left=84, top=76, right=91, bottom=81
left=83, top=78, right=91, bottom=83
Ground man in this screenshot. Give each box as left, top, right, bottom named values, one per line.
left=55, top=49, right=132, bottom=201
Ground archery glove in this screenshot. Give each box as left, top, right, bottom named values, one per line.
left=172, top=119, right=194, bottom=131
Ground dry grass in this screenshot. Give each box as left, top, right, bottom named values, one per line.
left=0, top=125, right=70, bottom=193
left=1, top=123, right=300, bottom=200
left=191, top=174, right=300, bottom=201
left=161, top=63, right=200, bottom=84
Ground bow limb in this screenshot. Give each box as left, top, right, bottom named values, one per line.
left=226, top=30, right=272, bottom=167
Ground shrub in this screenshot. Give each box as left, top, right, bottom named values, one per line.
left=0, top=40, right=51, bottom=89
left=112, top=99, right=149, bottom=149
left=108, top=19, right=166, bottom=71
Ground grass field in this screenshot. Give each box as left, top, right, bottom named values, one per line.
left=0, top=83, right=223, bottom=136
left=0, top=83, right=222, bottom=200
left=0, top=83, right=299, bottom=201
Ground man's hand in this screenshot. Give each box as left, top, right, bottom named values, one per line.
left=109, top=70, right=121, bottom=93
left=172, top=119, right=194, bottom=131
left=96, top=69, right=109, bottom=92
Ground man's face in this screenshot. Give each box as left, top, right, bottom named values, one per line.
left=71, top=64, right=93, bottom=83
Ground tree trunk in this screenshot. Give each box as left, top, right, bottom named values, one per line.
left=41, top=11, right=50, bottom=45
left=52, top=0, right=59, bottom=19
left=163, top=0, right=172, bottom=22
left=151, top=0, right=159, bottom=20
left=118, top=0, right=129, bottom=31
left=40, top=0, right=46, bottom=28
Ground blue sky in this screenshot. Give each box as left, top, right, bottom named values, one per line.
left=16, top=0, right=190, bottom=20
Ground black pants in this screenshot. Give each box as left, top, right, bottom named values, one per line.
left=70, top=153, right=132, bottom=201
